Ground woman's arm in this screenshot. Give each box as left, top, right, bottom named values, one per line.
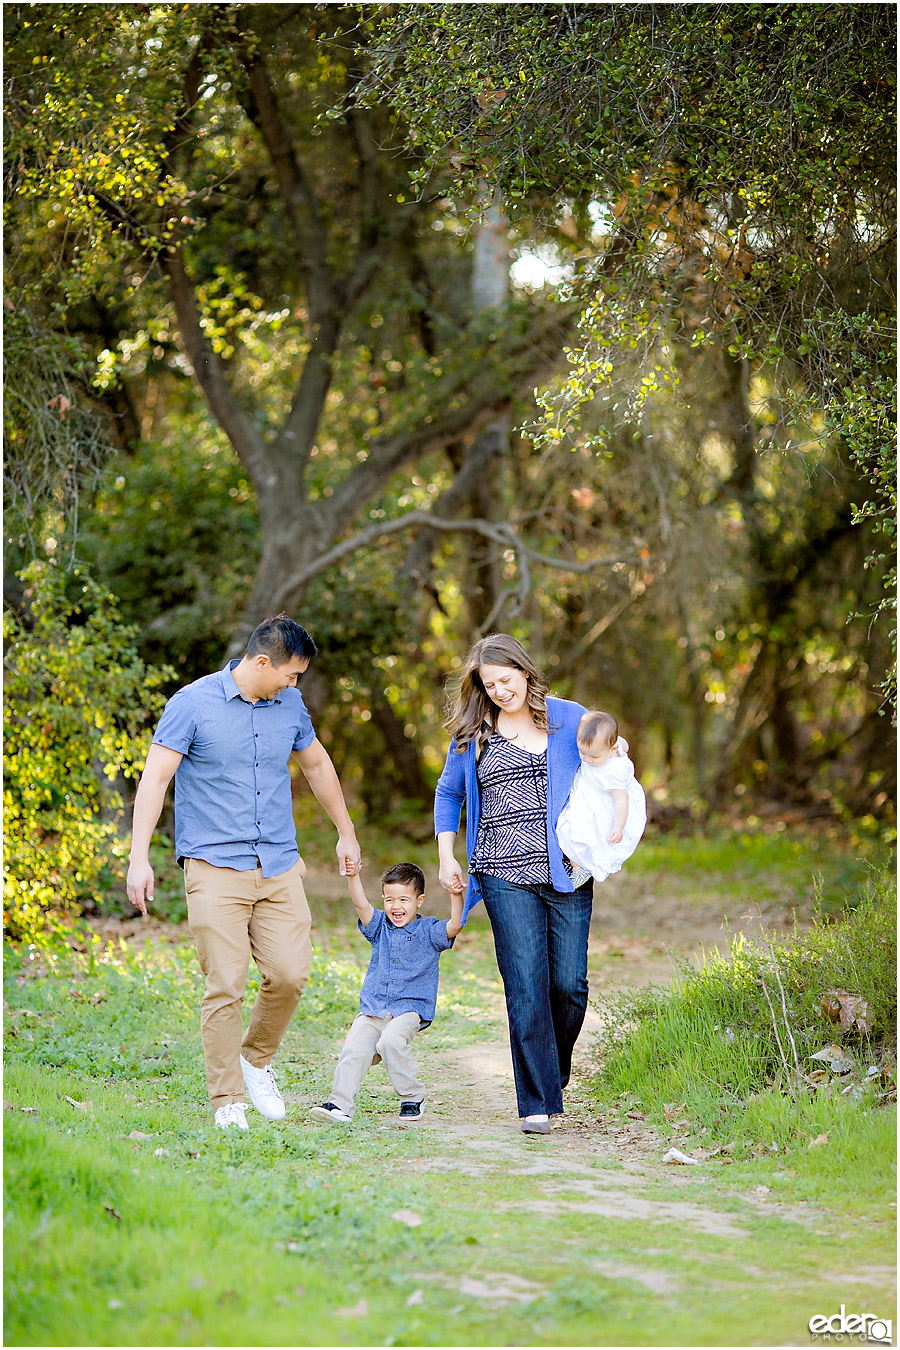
left=435, top=740, right=469, bottom=894
left=437, top=831, right=467, bottom=894
left=608, top=788, right=629, bottom=843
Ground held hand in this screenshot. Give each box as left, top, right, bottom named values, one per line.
left=607, top=826, right=624, bottom=844
left=337, top=834, right=361, bottom=877
left=439, top=858, right=467, bottom=894
left=126, top=860, right=153, bottom=917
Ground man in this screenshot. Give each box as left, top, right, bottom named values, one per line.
left=126, top=613, right=361, bottom=1131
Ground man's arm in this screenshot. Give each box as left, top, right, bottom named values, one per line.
left=446, top=883, right=465, bottom=941
left=345, top=868, right=375, bottom=927
left=292, top=738, right=361, bottom=875
left=126, top=743, right=183, bottom=916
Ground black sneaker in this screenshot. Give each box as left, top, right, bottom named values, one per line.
left=309, top=1101, right=351, bottom=1123
left=398, top=1100, right=424, bottom=1120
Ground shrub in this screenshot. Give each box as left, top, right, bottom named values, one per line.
left=593, top=867, right=896, bottom=1123
left=3, top=561, right=173, bottom=942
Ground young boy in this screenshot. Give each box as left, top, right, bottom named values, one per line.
left=310, top=861, right=464, bottom=1123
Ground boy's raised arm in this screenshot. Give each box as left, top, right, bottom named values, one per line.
left=446, top=884, right=465, bottom=941
left=346, top=865, right=375, bottom=927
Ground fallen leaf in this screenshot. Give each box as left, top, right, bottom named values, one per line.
left=662, top=1147, right=700, bottom=1165
left=46, top=394, right=72, bottom=419
left=3, top=1101, right=12, bottom=1111
left=153, top=1147, right=169, bottom=1157
left=808, top=1045, right=855, bottom=1074
left=392, top=1208, right=422, bottom=1227
left=128, top=1131, right=152, bottom=1141
left=406, top=1290, right=424, bottom=1307
left=820, top=989, right=872, bottom=1031
left=753, top=1185, right=771, bottom=1196
left=107, top=1299, right=123, bottom=1310
left=808, top=1133, right=830, bottom=1149
left=337, top=1299, right=368, bottom=1318
left=65, top=1096, right=92, bottom=1112
left=663, top=1102, right=687, bottom=1119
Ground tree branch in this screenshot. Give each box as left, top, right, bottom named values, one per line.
left=161, top=249, right=268, bottom=486
left=268, top=509, right=638, bottom=612
left=324, top=301, right=580, bottom=524
left=400, top=424, right=504, bottom=592
left=233, top=36, right=336, bottom=319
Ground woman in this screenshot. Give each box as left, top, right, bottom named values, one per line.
left=434, top=633, right=592, bottom=1133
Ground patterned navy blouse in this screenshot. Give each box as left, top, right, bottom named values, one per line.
left=469, top=731, right=554, bottom=885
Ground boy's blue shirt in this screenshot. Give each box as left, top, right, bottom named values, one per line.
left=433, top=695, right=587, bottom=922
left=357, top=909, right=454, bottom=1026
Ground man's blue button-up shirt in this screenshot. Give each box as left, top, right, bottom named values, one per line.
left=152, top=660, right=316, bottom=877
left=357, top=910, right=455, bottom=1025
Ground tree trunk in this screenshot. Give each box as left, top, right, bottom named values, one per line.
left=370, top=688, right=432, bottom=806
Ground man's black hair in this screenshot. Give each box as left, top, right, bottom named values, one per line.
left=381, top=862, right=426, bottom=896
left=245, top=613, right=318, bottom=665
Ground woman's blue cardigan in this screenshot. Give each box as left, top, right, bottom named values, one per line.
left=433, top=695, right=587, bottom=923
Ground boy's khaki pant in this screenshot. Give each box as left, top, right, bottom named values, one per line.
left=184, top=856, right=312, bottom=1108
left=329, top=1011, right=424, bottom=1117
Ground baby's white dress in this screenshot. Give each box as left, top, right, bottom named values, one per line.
left=557, top=738, right=647, bottom=883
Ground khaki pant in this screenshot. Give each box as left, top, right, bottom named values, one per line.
left=329, top=1011, right=424, bottom=1117
left=184, top=856, right=312, bottom=1108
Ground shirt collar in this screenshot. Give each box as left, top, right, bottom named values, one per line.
left=220, top=658, right=282, bottom=705
left=220, top=660, right=244, bottom=701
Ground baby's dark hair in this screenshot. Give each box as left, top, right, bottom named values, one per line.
left=381, top=862, right=425, bottom=896
left=578, top=710, right=618, bottom=749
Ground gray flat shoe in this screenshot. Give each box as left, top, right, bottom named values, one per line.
left=521, top=1118, right=551, bottom=1134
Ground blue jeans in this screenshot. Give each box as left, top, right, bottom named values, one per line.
left=477, top=873, right=593, bottom=1117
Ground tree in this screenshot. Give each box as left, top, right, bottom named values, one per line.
left=364, top=2, right=897, bottom=708
left=5, top=4, right=585, bottom=646
left=3, top=562, right=172, bottom=940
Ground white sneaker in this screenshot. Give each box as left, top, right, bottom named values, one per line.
left=240, top=1054, right=286, bottom=1120
left=215, top=1102, right=249, bottom=1131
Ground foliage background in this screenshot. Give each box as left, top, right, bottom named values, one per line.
left=3, top=2, right=895, bottom=932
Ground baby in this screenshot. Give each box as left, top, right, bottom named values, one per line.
left=557, top=710, right=647, bottom=884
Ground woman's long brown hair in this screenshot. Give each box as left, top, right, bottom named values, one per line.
left=443, top=633, right=552, bottom=755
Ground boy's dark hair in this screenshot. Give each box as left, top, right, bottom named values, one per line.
left=245, top=613, right=318, bottom=665
left=381, top=862, right=425, bottom=896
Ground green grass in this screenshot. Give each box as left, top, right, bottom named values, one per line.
left=5, top=844, right=897, bottom=1347
left=589, top=868, right=897, bottom=1207
left=5, top=1053, right=896, bottom=1347
left=627, top=822, right=891, bottom=912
